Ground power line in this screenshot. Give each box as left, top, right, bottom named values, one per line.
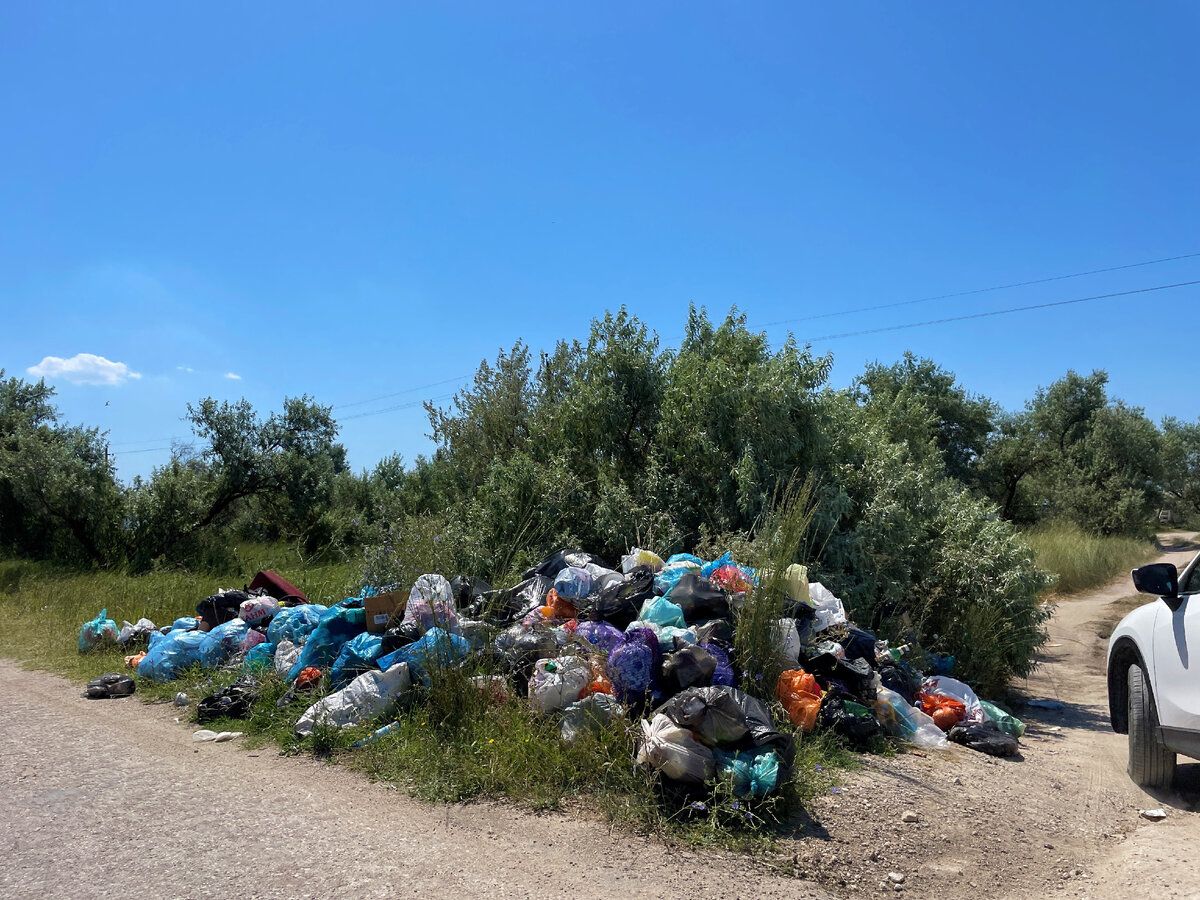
left=796, top=279, right=1200, bottom=343
left=338, top=392, right=458, bottom=422
left=112, top=445, right=175, bottom=456
left=761, top=250, right=1200, bottom=327
left=332, top=375, right=469, bottom=410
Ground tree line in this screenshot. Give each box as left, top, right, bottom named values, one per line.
left=2, top=308, right=1198, bottom=691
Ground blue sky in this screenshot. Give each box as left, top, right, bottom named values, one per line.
left=2, top=3, right=1197, bottom=480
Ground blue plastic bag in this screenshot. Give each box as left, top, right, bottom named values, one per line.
left=170, top=616, right=198, bottom=632
left=554, top=566, right=593, bottom=600
left=138, top=629, right=207, bottom=681
left=198, top=618, right=250, bottom=668
left=243, top=641, right=276, bottom=671
left=574, top=621, right=624, bottom=654
left=665, top=553, right=703, bottom=566
left=638, top=595, right=686, bottom=629
left=713, top=748, right=781, bottom=797
left=700, top=552, right=735, bottom=580
left=286, top=605, right=366, bottom=681
left=78, top=608, right=120, bottom=653
left=330, top=632, right=384, bottom=689
left=376, top=627, right=469, bottom=684
left=703, top=642, right=735, bottom=686
left=266, top=604, right=328, bottom=646
left=606, top=627, right=659, bottom=701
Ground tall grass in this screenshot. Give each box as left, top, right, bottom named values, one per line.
left=1021, top=521, right=1157, bottom=595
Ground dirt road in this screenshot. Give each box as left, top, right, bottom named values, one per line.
left=2, top=537, right=1197, bottom=899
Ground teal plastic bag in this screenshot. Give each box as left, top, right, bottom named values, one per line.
left=713, top=748, right=781, bottom=797
left=266, top=604, right=328, bottom=646
left=78, top=608, right=120, bottom=653
left=198, top=618, right=250, bottom=668
left=138, top=629, right=207, bottom=681
left=330, top=632, right=383, bottom=688
left=376, top=626, right=469, bottom=684
left=638, top=595, right=685, bottom=629
left=286, top=606, right=366, bottom=681
left=980, top=699, right=1026, bottom=738
left=243, top=641, right=276, bottom=672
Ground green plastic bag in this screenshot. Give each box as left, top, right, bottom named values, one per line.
left=980, top=699, right=1026, bottom=738
left=713, top=748, right=781, bottom=797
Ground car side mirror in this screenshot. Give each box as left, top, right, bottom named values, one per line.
left=1132, top=563, right=1182, bottom=610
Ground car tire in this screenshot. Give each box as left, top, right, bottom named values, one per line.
left=1127, top=664, right=1176, bottom=789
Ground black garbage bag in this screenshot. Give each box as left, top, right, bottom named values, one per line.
left=468, top=576, right=552, bottom=625
left=85, top=673, right=136, bottom=699
left=803, top=642, right=875, bottom=698
left=576, top=565, right=656, bottom=630
left=661, top=645, right=718, bottom=697
left=841, top=625, right=878, bottom=664
left=668, top=573, right=731, bottom=624
left=693, top=618, right=735, bottom=647
left=878, top=661, right=920, bottom=705
left=948, top=721, right=1019, bottom=757
left=819, top=686, right=882, bottom=748
left=450, top=575, right=493, bottom=610
left=494, top=626, right=560, bottom=695
left=195, top=589, right=249, bottom=630
left=521, top=548, right=609, bottom=580
left=655, top=685, right=795, bottom=777
left=197, top=677, right=259, bottom=724
left=379, top=622, right=423, bottom=656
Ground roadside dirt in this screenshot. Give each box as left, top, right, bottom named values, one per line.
left=1, top=536, right=1196, bottom=899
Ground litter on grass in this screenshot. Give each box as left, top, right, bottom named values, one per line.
left=77, top=556, right=1026, bottom=804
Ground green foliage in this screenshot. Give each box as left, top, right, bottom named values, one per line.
left=1022, top=521, right=1156, bottom=595
left=1162, top=417, right=1200, bottom=524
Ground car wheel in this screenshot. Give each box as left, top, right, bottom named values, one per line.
left=1127, top=664, right=1176, bottom=788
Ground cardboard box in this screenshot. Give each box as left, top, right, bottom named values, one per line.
left=364, top=590, right=406, bottom=633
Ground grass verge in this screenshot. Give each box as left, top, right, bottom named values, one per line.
left=0, top=546, right=856, bottom=852
left=1021, top=522, right=1157, bottom=595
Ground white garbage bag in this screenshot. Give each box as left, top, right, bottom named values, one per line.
left=294, top=662, right=412, bottom=736
left=636, top=713, right=716, bottom=782
left=528, top=655, right=590, bottom=714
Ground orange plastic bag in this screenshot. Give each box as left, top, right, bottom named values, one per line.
left=124, top=651, right=146, bottom=670
left=539, top=588, right=578, bottom=621
left=918, top=692, right=966, bottom=731
left=777, top=668, right=823, bottom=732
left=580, top=662, right=615, bottom=698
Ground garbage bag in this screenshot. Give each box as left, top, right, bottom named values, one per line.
left=469, top=575, right=551, bottom=625
left=266, top=604, right=328, bottom=646
left=699, top=551, right=735, bottom=579
left=928, top=653, right=956, bottom=676
left=561, top=693, right=624, bottom=743
left=638, top=595, right=685, bottom=629
left=196, top=589, right=250, bottom=630
left=287, top=606, right=367, bottom=682
left=240, top=628, right=267, bottom=653
left=808, top=582, right=848, bottom=633
left=238, top=594, right=280, bottom=626
left=713, top=748, right=781, bottom=797
left=198, top=618, right=251, bottom=668
left=450, top=574, right=493, bottom=609
left=777, top=669, right=823, bottom=732
left=819, top=688, right=883, bottom=748
left=709, top=564, right=753, bottom=595
left=579, top=660, right=614, bottom=698
left=197, top=676, right=259, bottom=723
left=403, top=574, right=459, bottom=634
left=577, top=566, right=655, bottom=629
left=635, top=621, right=696, bottom=649
left=702, top=642, right=735, bottom=686
left=606, top=628, right=660, bottom=701
left=138, top=629, right=207, bottom=681
left=948, top=721, right=1019, bottom=757
left=621, top=548, right=664, bottom=574
left=117, top=618, right=157, bottom=648
left=773, top=619, right=802, bottom=665
left=243, top=641, right=276, bottom=671
left=872, top=684, right=948, bottom=750
left=376, top=627, right=469, bottom=684
left=921, top=675, right=984, bottom=723
left=980, top=699, right=1026, bottom=739
left=661, top=645, right=718, bottom=695
left=666, top=573, right=731, bottom=624
left=528, top=655, right=590, bottom=714
left=330, top=632, right=384, bottom=689
left=274, top=639, right=300, bottom=676
left=918, top=691, right=967, bottom=731
left=379, top=622, right=423, bottom=655
left=654, top=558, right=702, bottom=595
left=841, top=625, right=878, bottom=664
left=803, top=642, right=875, bottom=698
left=294, top=662, right=413, bottom=736
left=693, top=619, right=734, bottom=647
left=522, top=549, right=609, bottom=581
left=170, top=616, right=198, bottom=632
left=78, top=609, right=119, bottom=653
left=85, top=673, right=136, bottom=699
left=573, top=621, right=624, bottom=654
left=878, top=662, right=920, bottom=704
left=538, top=588, right=578, bottom=621
left=655, top=686, right=753, bottom=746
left=636, top=713, right=716, bottom=783
left=784, top=564, right=810, bottom=606
left=553, top=567, right=593, bottom=601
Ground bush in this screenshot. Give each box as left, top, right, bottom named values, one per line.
left=1022, top=521, right=1155, bottom=595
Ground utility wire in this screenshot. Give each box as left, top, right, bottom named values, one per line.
left=761, top=250, right=1200, bottom=327
left=797, top=279, right=1200, bottom=343
left=331, top=375, right=469, bottom=410
left=338, top=392, right=458, bottom=422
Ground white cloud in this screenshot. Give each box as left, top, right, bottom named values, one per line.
left=224, top=371, right=242, bottom=381
left=176, top=365, right=195, bottom=373
left=27, top=353, right=142, bottom=386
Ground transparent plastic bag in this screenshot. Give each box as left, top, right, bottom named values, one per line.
left=636, top=713, right=715, bottom=783
left=78, top=609, right=119, bottom=653
left=294, top=662, right=413, bottom=736
left=528, top=655, right=590, bottom=714
left=620, top=548, right=664, bottom=574
left=872, top=684, right=948, bottom=750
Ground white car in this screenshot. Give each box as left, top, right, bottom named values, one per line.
left=1108, top=552, right=1200, bottom=787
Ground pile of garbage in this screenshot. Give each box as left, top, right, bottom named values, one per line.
left=78, top=551, right=1026, bottom=799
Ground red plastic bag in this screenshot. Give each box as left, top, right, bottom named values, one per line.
left=918, top=691, right=966, bottom=731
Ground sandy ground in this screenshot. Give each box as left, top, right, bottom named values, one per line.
left=2, top=535, right=1197, bottom=899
